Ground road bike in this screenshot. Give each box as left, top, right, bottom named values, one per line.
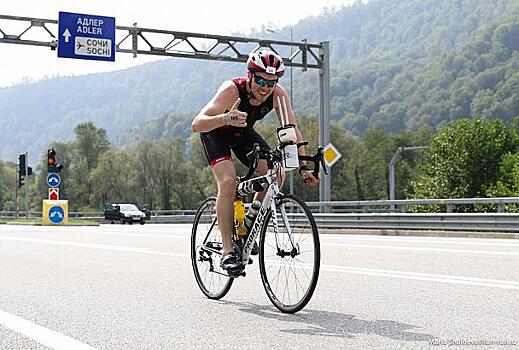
left=191, top=142, right=326, bottom=313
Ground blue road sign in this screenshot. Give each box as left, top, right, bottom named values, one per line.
left=46, top=173, right=61, bottom=188
left=49, top=206, right=65, bottom=224
left=58, top=11, right=115, bottom=61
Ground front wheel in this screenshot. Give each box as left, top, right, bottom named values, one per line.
left=191, top=197, right=233, bottom=299
left=259, top=194, right=320, bottom=313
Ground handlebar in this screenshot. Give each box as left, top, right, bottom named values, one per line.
left=299, top=146, right=328, bottom=179
left=239, top=142, right=328, bottom=182
left=240, top=143, right=261, bottom=182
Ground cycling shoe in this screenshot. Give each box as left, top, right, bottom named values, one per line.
left=220, top=251, right=242, bottom=271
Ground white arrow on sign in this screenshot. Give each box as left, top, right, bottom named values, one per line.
left=62, top=28, right=71, bottom=43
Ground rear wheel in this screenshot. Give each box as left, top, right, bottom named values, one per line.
left=191, top=197, right=233, bottom=299
left=259, top=194, right=320, bottom=313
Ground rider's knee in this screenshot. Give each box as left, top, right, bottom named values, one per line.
left=218, top=176, right=237, bottom=196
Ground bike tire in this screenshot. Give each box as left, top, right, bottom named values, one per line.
left=259, top=194, right=320, bottom=313
left=191, top=197, right=233, bottom=299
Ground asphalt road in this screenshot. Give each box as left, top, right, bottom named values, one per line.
left=0, top=224, right=518, bottom=349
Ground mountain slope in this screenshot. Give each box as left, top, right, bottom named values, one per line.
left=1, top=0, right=515, bottom=159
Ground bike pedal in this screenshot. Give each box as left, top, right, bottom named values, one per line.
left=228, top=268, right=245, bottom=278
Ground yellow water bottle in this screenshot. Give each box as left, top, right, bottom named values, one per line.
left=234, top=197, right=246, bottom=236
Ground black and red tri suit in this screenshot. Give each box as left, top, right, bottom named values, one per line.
left=200, top=77, right=274, bottom=167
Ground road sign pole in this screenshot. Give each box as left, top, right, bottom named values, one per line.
left=15, top=184, right=19, bottom=219
left=25, top=152, right=29, bottom=218
left=318, top=41, right=331, bottom=211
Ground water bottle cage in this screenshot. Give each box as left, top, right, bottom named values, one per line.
left=281, top=143, right=299, bottom=170
left=237, top=176, right=269, bottom=196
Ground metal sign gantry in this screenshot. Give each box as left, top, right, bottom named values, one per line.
left=0, top=13, right=332, bottom=203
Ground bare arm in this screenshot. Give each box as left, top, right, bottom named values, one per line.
left=273, top=85, right=320, bottom=185
left=192, top=81, right=247, bottom=133
left=273, top=85, right=306, bottom=156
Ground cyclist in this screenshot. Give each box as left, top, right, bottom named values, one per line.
left=192, top=49, right=319, bottom=270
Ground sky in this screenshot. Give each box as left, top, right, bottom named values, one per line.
left=0, top=0, right=357, bottom=87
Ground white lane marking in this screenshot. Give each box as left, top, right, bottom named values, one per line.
left=2, top=236, right=519, bottom=290
left=266, top=262, right=519, bottom=290
left=4, top=228, right=519, bottom=249
left=319, top=235, right=519, bottom=247
left=0, top=236, right=186, bottom=257
left=320, top=264, right=519, bottom=290
left=3, top=226, right=518, bottom=247
left=0, top=309, right=97, bottom=350
left=0, top=229, right=189, bottom=239
left=320, top=243, right=519, bottom=256
left=104, top=232, right=187, bottom=238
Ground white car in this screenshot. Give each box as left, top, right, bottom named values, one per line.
left=117, top=204, right=146, bottom=225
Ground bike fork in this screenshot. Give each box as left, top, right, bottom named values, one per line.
left=271, top=200, right=297, bottom=251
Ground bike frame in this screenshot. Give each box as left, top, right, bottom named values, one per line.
left=201, top=162, right=297, bottom=267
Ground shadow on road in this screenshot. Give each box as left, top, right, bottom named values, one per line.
left=219, top=300, right=434, bottom=342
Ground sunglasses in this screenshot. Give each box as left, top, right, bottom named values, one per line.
left=253, top=75, right=278, bottom=88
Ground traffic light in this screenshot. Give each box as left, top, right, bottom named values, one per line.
left=47, top=148, right=55, bottom=172
left=18, top=154, right=26, bottom=175
left=17, top=154, right=25, bottom=188
left=47, top=148, right=63, bottom=173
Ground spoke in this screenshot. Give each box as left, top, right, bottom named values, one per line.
left=273, top=261, right=283, bottom=297
left=291, top=259, right=309, bottom=292
left=297, top=249, right=315, bottom=255
left=292, top=258, right=313, bottom=282
left=283, top=260, right=290, bottom=305
left=289, top=259, right=304, bottom=299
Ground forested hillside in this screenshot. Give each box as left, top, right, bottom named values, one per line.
left=1, top=0, right=517, bottom=160
left=295, top=0, right=519, bottom=132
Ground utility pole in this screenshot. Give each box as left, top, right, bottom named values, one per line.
left=24, top=152, right=29, bottom=218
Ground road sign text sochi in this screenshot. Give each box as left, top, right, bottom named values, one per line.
left=75, top=37, right=111, bottom=57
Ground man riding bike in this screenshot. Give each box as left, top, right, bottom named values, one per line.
left=191, top=49, right=319, bottom=271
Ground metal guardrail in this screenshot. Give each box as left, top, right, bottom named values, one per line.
left=311, top=213, right=519, bottom=232
left=1, top=197, right=518, bottom=232
left=100, top=213, right=519, bottom=232
left=306, top=197, right=519, bottom=213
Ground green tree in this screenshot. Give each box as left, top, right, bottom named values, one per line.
left=0, top=161, right=16, bottom=210
left=89, top=149, right=136, bottom=208
left=412, top=118, right=518, bottom=205
left=70, top=122, right=110, bottom=209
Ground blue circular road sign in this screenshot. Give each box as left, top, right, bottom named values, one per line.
left=46, top=173, right=61, bottom=188
left=49, top=206, right=64, bottom=224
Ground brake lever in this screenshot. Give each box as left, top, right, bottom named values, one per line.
left=241, top=143, right=260, bottom=182
left=317, top=147, right=328, bottom=176
left=310, top=147, right=325, bottom=178
left=299, top=147, right=327, bottom=179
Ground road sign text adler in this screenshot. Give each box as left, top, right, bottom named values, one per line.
left=77, top=26, right=102, bottom=35
left=77, top=17, right=104, bottom=27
